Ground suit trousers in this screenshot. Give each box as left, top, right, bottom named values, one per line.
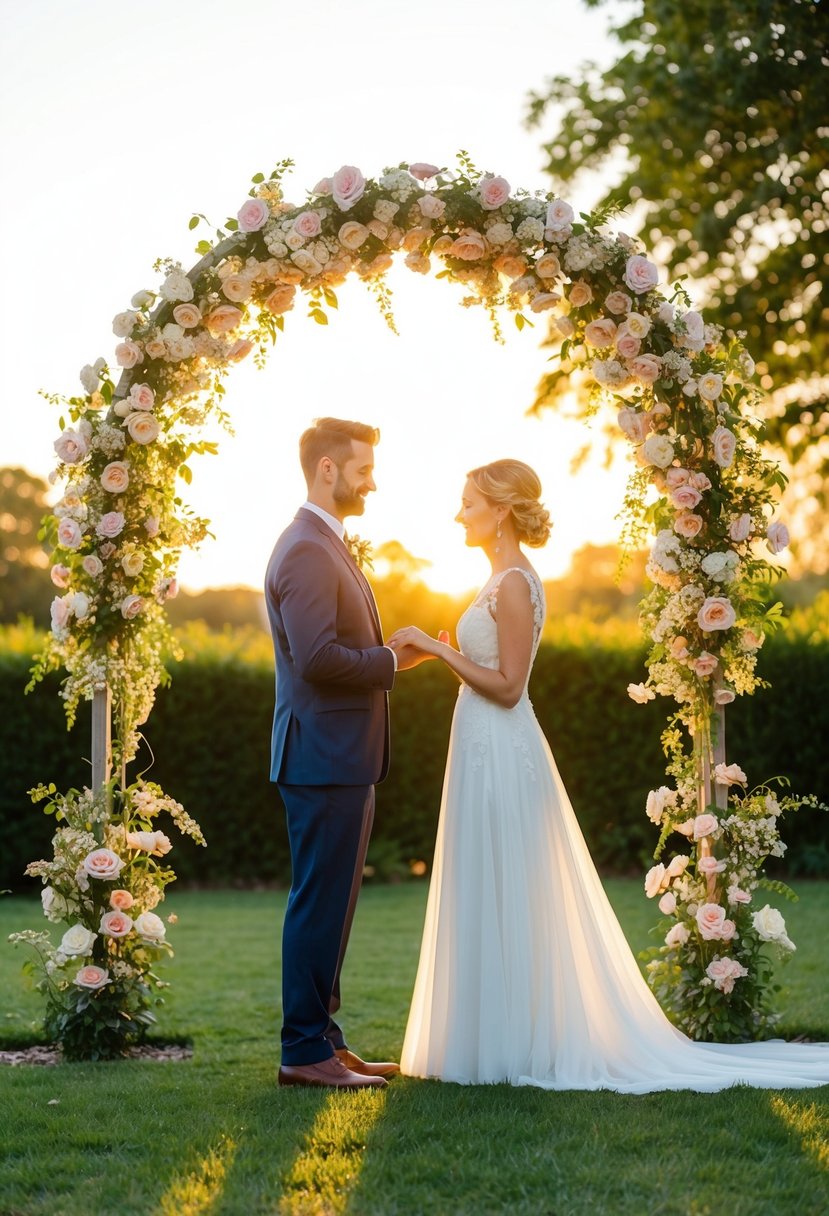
left=277, top=782, right=375, bottom=1065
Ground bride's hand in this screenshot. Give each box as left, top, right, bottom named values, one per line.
left=388, top=626, right=447, bottom=659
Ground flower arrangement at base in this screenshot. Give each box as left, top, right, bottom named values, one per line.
left=10, top=779, right=204, bottom=1061
left=639, top=775, right=825, bottom=1042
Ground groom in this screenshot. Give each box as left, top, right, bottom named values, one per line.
left=265, top=417, right=418, bottom=1090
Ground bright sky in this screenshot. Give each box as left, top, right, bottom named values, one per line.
left=0, top=0, right=637, bottom=596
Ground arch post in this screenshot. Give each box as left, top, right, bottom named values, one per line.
left=91, top=685, right=112, bottom=796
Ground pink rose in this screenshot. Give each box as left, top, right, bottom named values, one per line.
left=263, top=284, right=296, bottom=314
left=332, top=165, right=366, bottom=211
left=616, top=329, right=641, bottom=359
left=237, top=197, right=270, bottom=232
left=51, top=564, right=71, bottom=588
left=312, top=177, right=332, bottom=195
left=544, top=199, right=574, bottom=236
left=293, top=210, right=322, bottom=239
left=173, top=303, right=202, bottom=328
left=110, top=889, right=134, bottom=910
left=720, top=919, right=737, bottom=942
left=100, top=461, right=130, bottom=493
left=99, top=542, right=116, bottom=559
left=697, top=596, right=736, bottom=632
left=57, top=518, right=83, bottom=549
left=120, top=594, right=143, bottom=619
left=409, top=162, right=440, bottom=180
left=670, top=635, right=690, bottom=659
left=617, top=407, right=653, bottom=444
left=449, top=229, right=487, bottom=261
left=711, top=425, right=737, bottom=468
left=50, top=595, right=71, bottom=633
left=584, top=318, right=618, bottom=348
left=670, top=484, right=703, bottom=510
left=128, top=383, right=155, bottom=411
left=658, top=891, right=677, bottom=915
left=693, top=651, right=719, bottom=677
left=478, top=175, right=511, bottom=210
left=644, top=863, right=668, bottom=898
left=714, top=688, right=736, bottom=705
left=729, top=514, right=752, bottom=542
left=115, top=340, right=144, bottom=369
left=728, top=887, right=751, bottom=905
left=418, top=194, right=445, bottom=220
left=706, top=956, right=747, bottom=993
left=54, top=428, right=89, bottom=465
left=629, top=353, right=662, bottom=384
left=205, top=305, right=243, bottom=336
left=144, top=517, right=160, bottom=538
left=96, top=511, right=125, bottom=539
left=126, top=413, right=161, bottom=445
left=73, top=965, right=111, bottom=990
left=665, top=923, right=690, bottom=948
left=605, top=291, right=632, bottom=315
left=693, top=813, right=719, bottom=840
left=714, top=762, right=746, bottom=786
left=698, top=855, right=726, bottom=876
left=100, top=910, right=133, bottom=938
left=623, top=255, right=659, bottom=294
left=83, top=847, right=124, bottom=881
left=127, top=829, right=172, bottom=856
left=767, top=521, right=789, bottom=554
left=227, top=338, right=254, bottom=362
left=742, top=629, right=764, bottom=651
left=696, top=902, right=726, bottom=940
left=674, top=512, right=703, bottom=539
left=666, top=854, right=689, bottom=879
left=568, top=281, right=593, bottom=308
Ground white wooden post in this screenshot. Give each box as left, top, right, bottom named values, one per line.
left=91, top=686, right=112, bottom=792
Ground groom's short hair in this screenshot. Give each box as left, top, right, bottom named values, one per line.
left=299, top=417, right=380, bottom=484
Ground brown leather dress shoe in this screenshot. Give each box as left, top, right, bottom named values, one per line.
left=278, top=1055, right=387, bottom=1090
left=335, top=1047, right=400, bottom=1078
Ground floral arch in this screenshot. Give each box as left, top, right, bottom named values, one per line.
left=18, top=155, right=809, bottom=1055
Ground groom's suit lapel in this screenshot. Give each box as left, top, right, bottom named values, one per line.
left=296, top=509, right=383, bottom=643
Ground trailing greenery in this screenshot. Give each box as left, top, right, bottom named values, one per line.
left=2, top=886, right=828, bottom=1216
left=1, top=619, right=827, bottom=891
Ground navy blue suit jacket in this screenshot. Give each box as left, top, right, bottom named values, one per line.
left=265, top=508, right=395, bottom=786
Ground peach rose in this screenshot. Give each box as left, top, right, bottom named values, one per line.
left=73, top=965, right=111, bottom=990
left=293, top=210, right=322, bottom=239
left=205, top=305, right=243, bottom=336
left=237, top=197, right=270, bottom=232
left=666, top=854, right=690, bottom=879
left=693, top=813, right=719, bottom=840
left=697, top=596, right=736, bottom=633
left=714, top=762, right=746, bottom=787
left=530, top=292, right=561, bottom=313
left=674, top=513, right=703, bottom=539
left=264, top=284, right=296, bottom=314
left=120, top=594, right=143, bottom=619
left=535, top=253, right=561, bottom=280
left=128, top=383, right=155, bottom=411
left=644, top=863, right=668, bottom=898
left=616, top=329, right=641, bottom=359
left=144, top=337, right=167, bottom=360
left=605, top=291, right=632, bottom=315
left=696, top=903, right=726, bottom=940
left=617, top=407, right=652, bottom=444
left=450, top=229, right=487, bottom=260
left=100, top=461, right=129, bottom=494
left=693, top=651, right=719, bottom=677
left=51, top=564, right=71, bottom=588
left=494, top=254, right=528, bottom=279
left=584, top=317, right=618, bottom=348
left=766, top=521, right=789, bottom=554
left=478, top=175, right=511, bottom=210
left=690, top=471, right=712, bottom=492
left=402, top=226, right=432, bottom=252
left=100, top=909, right=133, bottom=938
left=409, top=162, right=440, bottom=180
left=173, top=303, right=202, bottom=328
left=670, top=484, right=702, bottom=511
left=658, top=891, right=677, bottom=916
left=627, top=682, right=655, bottom=703
left=742, top=629, right=764, bottom=651
left=629, top=353, right=662, bottom=384
left=222, top=274, right=252, bottom=303
left=711, top=425, right=736, bottom=468
left=96, top=511, right=125, bottom=539
left=665, top=923, right=690, bottom=948
left=670, top=635, right=690, bottom=659
left=110, top=888, right=134, bottom=911
left=698, top=855, right=726, bottom=876
left=623, top=254, right=659, bottom=294
left=332, top=165, right=366, bottom=211
left=338, top=220, right=370, bottom=250
left=83, top=847, right=124, bottom=881
left=227, top=338, right=254, bottom=362
left=125, top=412, right=160, bottom=445
left=666, top=467, right=690, bottom=489
left=115, top=340, right=143, bottom=369
left=567, top=280, right=593, bottom=307
left=432, top=234, right=455, bottom=255
left=714, top=688, right=736, bottom=705
left=127, top=829, right=172, bottom=856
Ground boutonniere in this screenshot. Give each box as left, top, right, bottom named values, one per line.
left=344, top=533, right=374, bottom=572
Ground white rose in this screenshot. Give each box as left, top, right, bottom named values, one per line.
left=752, top=904, right=795, bottom=950
left=766, top=521, right=789, bottom=554
left=112, top=311, right=139, bottom=338
left=59, top=924, right=97, bottom=957
left=134, top=910, right=166, bottom=943
left=627, top=682, right=655, bottom=704
left=72, top=592, right=91, bottom=620
left=80, top=364, right=100, bottom=394
left=544, top=198, right=574, bottom=236
left=131, top=289, right=155, bottom=309
left=126, top=830, right=172, bottom=856
left=160, top=270, right=194, bottom=302
left=642, top=434, right=675, bottom=469
left=126, top=412, right=161, bottom=445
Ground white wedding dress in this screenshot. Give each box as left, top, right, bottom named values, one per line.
left=400, top=567, right=829, bottom=1092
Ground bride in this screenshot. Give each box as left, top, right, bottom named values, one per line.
left=387, top=459, right=828, bottom=1093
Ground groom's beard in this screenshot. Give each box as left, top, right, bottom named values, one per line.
left=333, top=473, right=367, bottom=517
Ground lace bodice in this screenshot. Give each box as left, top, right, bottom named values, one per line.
left=456, top=567, right=545, bottom=679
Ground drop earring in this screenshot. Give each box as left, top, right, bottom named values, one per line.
left=495, top=519, right=502, bottom=554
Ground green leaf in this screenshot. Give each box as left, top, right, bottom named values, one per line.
left=188, top=215, right=200, bottom=230
left=251, top=173, right=265, bottom=184
left=310, top=309, right=328, bottom=326
left=196, top=240, right=212, bottom=255
left=225, top=218, right=239, bottom=232
left=179, top=464, right=192, bottom=485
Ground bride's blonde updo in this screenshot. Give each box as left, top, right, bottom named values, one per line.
left=467, top=459, right=552, bottom=548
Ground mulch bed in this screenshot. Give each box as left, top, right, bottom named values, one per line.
left=0, top=1042, right=193, bottom=1066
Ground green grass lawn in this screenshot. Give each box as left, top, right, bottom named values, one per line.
left=1, top=881, right=827, bottom=1216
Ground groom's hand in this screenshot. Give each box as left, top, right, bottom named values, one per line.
left=391, top=642, right=434, bottom=671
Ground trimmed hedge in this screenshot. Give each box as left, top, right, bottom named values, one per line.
left=1, top=636, right=827, bottom=891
